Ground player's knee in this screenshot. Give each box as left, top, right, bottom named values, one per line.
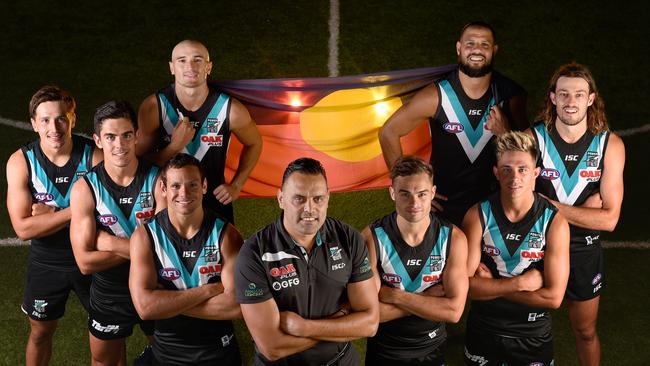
left=572, top=324, right=598, bottom=342
left=28, top=328, right=55, bottom=346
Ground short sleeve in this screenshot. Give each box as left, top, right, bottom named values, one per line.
left=234, top=238, right=273, bottom=304
left=347, top=228, right=373, bottom=283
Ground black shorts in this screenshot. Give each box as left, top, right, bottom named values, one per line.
left=153, top=334, right=241, bottom=366
left=22, top=261, right=91, bottom=321
left=365, top=342, right=445, bottom=366
left=88, top=297, right=153, bottom=340
left=566, top=247, right=605, bottom=301
left=464, top=328, right=553, bottom=366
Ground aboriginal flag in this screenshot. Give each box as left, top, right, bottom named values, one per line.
left=213, top=65, right=456, bottom=197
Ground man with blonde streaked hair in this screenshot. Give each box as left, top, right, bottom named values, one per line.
left=463, top=131, right=570, bottom=365
left=528, top=62, right=625, bottom=366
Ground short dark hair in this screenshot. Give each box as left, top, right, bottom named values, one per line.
left=29, top=85, right=76, bottom=119
left=161, top=153, right=205, bottom=185
left=93, top=100, right=137, bottom=135
left=459, top=21, right=496, bottom=43
left=281, top=158, right=327, bottom=188
left=391, top=156, right=434, bottom=183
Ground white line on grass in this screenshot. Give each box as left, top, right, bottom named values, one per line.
left=328, top=0, right=340, bottom=77
left=1, top=237, right=649, bottom=249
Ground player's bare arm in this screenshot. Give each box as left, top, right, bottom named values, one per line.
left=362, top=227, right=410, bottom=322
left=463, top=205, right=543, bottom=300
left=129, top=225, right=224, bottom=320
left=378, top=226, right=468, bottom=323
left=6, top=151, right=72, bottom=240
left=213, top=98, right=262, bottom=205
left=505, top=213, right=570, bottom=309
left=379, top=84, right=439, bottom=169
left=546, top=134, right=624, bottom=231
left=182, top=224, right=243, bottom=320
left=69, top=178, right=127, bottom=274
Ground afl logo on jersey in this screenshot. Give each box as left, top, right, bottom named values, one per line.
left=483, top=245, right=501, bottom=256
left=160, top=268, right=180, bottom=281
left=540, top=168, right=560, bottom=180
left=34, top=192, right=54, bottom=202
left=382, top=273, right=402, bottom=284
left=443, top=122, right=464, bottom=134
left=98, top=214, right=118, bottom=226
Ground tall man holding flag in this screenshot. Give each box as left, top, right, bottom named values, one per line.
left=137, top=39, right=262, bottom=223
left=380, top=21, right=527, bottom=225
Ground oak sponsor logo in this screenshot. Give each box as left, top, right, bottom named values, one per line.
left=521, top=250, right=544, bottom=261
left=272, top=278, right=300, bottom=291
left=423, top=274, right=440, bottom=283
left=199, top=264, right=222, bottom=275
left=579, top=169, right=601, bottom=182
left=270, top=264, right=297, bottom=278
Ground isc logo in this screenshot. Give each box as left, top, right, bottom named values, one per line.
left=443, top=122, right=464, bottom=133
left=119, top=197, right=133, bottom=204
left=98, top=214, right=118, bottom=226
left=468, top=109, right=482, bottom=116
left=564, top=155, right=580, bottom=161
left=406, top=259, right=422, bottom=266
left=505, top=233, right=521, bottom=241
left=34, top=192, right=54, bottom=202
left=182, top=251, right=197, bottom=258
left=55, top=176, right=69, bottom=183
left=540, top=168, right=560, bottom=180
left=160, top=267, right=180, bottom=281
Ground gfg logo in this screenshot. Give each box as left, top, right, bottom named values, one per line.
left=272, top=278, right=300, bottom=291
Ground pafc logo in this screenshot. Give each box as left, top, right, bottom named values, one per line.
left=34, top=192, right=54, bottom=202
left=201, top=118, right=224, bottom=146
left=540, top=168, right=560, bottom=180
left=98, top=214, right=118, bottom=226
left=443, top=122, right=464, bottom=134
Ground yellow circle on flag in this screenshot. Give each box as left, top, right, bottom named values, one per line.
left=299, top=87, right=403, bottom=162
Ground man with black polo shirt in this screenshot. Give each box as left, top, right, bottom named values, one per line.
left=129, top=153, right=243, bottom=365
left=70, top=100, right=161, bottom=365
left=363, top=156, right=468, bottom=365
left=235, top=158, right=379, bottom=365
left=7, top=86, right=100, bottom=366
left=380, top=21, right=527, bottom=225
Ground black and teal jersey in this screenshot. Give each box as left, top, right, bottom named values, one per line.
left=156, top=84, right=233, bottom=220
left=145, top=208, right=237, bottom=360
left=367, top=212, right=453, bottom=359
left=21, top=135, right=94, bottom=269
left=83, top=159, right=159, bottom=305
left=532, top=122, right=609, bottom=253
left=429, top=69, right=526, bottom=224
left=468, top=193, right=558, bottom=338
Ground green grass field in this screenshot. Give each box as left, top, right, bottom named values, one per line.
left=1, top=1, right=649, bottom=364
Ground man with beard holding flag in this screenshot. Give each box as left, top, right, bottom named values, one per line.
left=380, top=21, right=528, bottom=226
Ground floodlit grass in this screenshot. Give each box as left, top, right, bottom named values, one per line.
left=1, top=1, right=649, bottom=364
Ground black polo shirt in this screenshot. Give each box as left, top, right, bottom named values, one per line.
left=235, top=215, right=373, bottom=365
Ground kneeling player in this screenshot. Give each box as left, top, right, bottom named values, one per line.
left=363, top=156, right=468, bottom=366
left=462, top=131, right=569, bottom=365
left=129, top=153, right=243, bottom=365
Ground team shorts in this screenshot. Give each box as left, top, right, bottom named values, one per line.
left=464, top=328, right=554, bottom=366
left=21, top=261, right=91, bottom=321
left=365, top=342, right=445, bottom=366
left=566, top=247, right=605, bottom=301
left=88, top=296, right=153, bottom=340
left=153, top=334, right=241, bottom=366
